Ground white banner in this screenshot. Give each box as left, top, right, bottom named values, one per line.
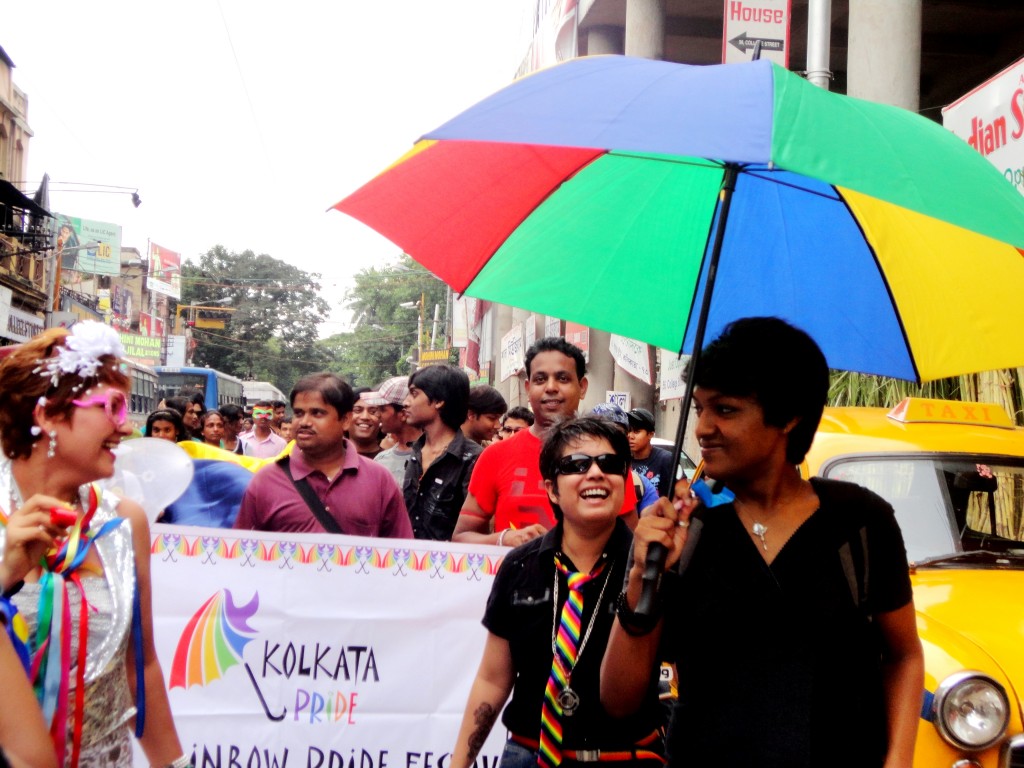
left=659, top=349, right=689, bottom=401
left=5, top=306, right=45, bottom=343
left=452, top=296, right=469, bottom=349
left=499, top=323, right=525, bottom=382
left=544, top=316, right=561, bottom=339
left=609, top=335, right=651, bottom=385
left=523, top=314, right=537, bottom=352
left=145, top=525, right=506, bottom=768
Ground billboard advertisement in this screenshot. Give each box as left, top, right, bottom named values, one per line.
left=120, top=332, right=163, bottom=366
left=943, top=55, right=1024, bottom=197
left=51, top=213, right=122, bottom=276
left=149, top=242, right=182, bottom=300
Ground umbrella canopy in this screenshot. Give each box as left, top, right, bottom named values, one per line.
left=335, top=55, right=1024, bottom=384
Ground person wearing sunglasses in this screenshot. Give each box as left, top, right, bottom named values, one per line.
left=0, top=322, right=188, bottom=768
left=451, top=417, right=668, bottom=768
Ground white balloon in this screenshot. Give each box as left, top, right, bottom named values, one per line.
left=107, top=438, right=194, bottom=522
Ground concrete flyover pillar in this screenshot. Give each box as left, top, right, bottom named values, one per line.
left=847, top=0, right=922, bottom=111
left=625, top=0, right=665, bottom=60
left=586, top=25, right=625, bottom=56
left=581, top=329, right=615, bottom=414
left=493, top=303, right=516, bottom=405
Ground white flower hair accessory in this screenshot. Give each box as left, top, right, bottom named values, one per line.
left=36, top=320, right=127, bottom=388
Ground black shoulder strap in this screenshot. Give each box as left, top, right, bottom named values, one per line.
left=276, top=455, right=344, bottom=534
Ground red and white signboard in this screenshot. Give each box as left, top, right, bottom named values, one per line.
left=942, top=55, right=1024, bottom=198
left=722, top=0, right=791, bottom=67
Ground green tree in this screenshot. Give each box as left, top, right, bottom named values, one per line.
left=180, top=245, right=330, bottom=390
left=321, top=255, right=449, bottom=388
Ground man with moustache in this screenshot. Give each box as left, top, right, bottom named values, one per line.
left=452, top=337, right=637, bottom=547
left=234, top=373, right=412, bottom=537
left=350, top=388, right=385, bottom=458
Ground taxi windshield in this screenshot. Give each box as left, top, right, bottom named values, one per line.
left=822, top=456, right=1024, bottom=564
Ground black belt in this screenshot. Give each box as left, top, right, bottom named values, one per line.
left=508, top=730, right=666, bottom=764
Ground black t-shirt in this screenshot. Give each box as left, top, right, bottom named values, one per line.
left=633, top=446, right=674, bottom=497
left=484, top=520, right=668, bottom=749
left=663, top=478, right=913, bottom=768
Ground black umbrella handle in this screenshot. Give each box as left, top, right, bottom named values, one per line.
left=635, top=543, right=668, bottom=616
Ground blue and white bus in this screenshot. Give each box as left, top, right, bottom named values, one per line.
left=154, top=366, right=245, bottom=410
left=126, top=360, right=158, bottom=424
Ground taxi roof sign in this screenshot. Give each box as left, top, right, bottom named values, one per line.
left=886, top=397, right=1015, bottom=429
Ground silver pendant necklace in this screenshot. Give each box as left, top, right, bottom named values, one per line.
left=751, top=522, right=768, bottom=550
left=736, top=505, right=770, bottom=551
left=550, top=555, right=612, bottom=717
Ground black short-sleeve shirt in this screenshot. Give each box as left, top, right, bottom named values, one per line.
left=484, top=519, right=668, bottom=750
left=663, top=477, right=913, bottom=768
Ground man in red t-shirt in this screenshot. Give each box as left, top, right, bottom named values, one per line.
left=452, top=337, right=637, bottom=547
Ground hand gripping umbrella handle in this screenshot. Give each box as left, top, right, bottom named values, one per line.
left=635, top=542, right=668, bottom=616
left=634, top=458, right=706, bottom=619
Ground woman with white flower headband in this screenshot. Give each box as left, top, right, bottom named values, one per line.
left=0, top=322, right=188, bottom=768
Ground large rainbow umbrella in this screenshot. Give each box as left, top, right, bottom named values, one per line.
left=334, top=55, right=1024, bottom=385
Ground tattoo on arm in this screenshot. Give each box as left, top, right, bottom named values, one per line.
left=466, top=702, right=500, bottom=762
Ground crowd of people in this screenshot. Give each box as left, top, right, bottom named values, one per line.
left=0, top=317, right=924, bottom=768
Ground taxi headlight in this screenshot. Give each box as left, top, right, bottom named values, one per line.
left=932, top=672, right=1009, bottom=751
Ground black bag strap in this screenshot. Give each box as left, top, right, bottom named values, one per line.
left=276, top=455, right=344, bottom=534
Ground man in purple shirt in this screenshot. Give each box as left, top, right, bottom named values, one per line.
left=235, top=373, right=413, bottom=538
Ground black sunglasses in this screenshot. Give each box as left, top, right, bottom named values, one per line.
left=555, top=453, right=628, bottom=476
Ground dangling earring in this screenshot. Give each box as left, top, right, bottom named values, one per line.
left=47, top=430, right=57, bottom=459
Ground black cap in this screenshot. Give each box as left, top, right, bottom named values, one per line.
left=627, top=407, right=655, bottom=431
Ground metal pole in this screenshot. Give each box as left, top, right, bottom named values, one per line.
left=430, top=303, right=440, bottom=350
left=806, top=0, right=833, bottom=89
left=417, top=292, right=424, bottom=367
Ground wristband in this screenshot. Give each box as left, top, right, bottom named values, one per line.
left=496, top=529, right=508, bottom=547
left=615, top=590, right=661, bottom=637
left=162, top=756, right=193, bottom=768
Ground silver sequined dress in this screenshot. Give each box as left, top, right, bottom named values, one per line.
left=0, top=459, right=137, bottom=767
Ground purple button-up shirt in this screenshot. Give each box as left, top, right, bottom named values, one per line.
left=234, top=440, right=413, bottom=539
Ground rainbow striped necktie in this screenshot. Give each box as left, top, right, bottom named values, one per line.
left=538, top=555, right=608, bottom=768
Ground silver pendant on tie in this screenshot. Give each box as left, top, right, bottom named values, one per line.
left=557, top=686, right=580, bottom=716
left=752, top=522, right=768, bottom=551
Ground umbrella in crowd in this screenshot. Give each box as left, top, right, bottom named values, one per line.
left=334, top=54, right=1024, bottom=387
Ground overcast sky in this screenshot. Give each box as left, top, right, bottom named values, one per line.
left=4, top=1, right=528, bottom=334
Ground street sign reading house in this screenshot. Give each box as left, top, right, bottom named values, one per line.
left=722, top=0, right=791, bottom=67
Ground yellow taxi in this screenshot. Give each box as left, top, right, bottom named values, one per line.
left=801, top=397, right=1024, bottom=768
